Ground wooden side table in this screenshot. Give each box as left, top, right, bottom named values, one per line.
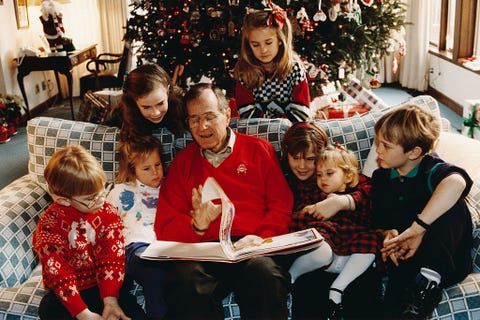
left=16, top=44, right=97, bottom=119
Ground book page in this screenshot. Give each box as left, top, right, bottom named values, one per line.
left=231, top=228, right=323, bottom=259
left=201, top=177, right=236, bottom=259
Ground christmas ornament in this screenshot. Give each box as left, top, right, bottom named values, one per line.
left=313, top=0, right=327, bottom=22
left=0, top=121, right=9, bottom=143
left=360, top=0, right=374, bottom=6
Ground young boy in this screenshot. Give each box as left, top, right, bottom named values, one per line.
left=33, top=145, right=145, bottom=320
left=371, top=104, right=473, bottom=319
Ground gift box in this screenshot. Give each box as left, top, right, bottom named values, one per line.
left=77, top=91, right=112, bottom=125
left=462, top=100, right=480, bottom=140
left=345, top=77, right=389, bottom=111
left=327, top=104, right=370, bottom=119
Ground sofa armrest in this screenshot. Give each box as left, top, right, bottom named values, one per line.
left=0, top=264, right=45, bottom=318
left=0, top=175, right=51, bottom=287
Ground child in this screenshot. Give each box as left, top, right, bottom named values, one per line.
left=281, top=122, right=371, bottom=221
left=107, top=136, right=167, bottom=320
left=33, top=145, right=145, bottom=320
left=288, top=143, right=380, bottom=319
left=372, top=104, right=473, bottom=319
left=233, top=1, right=311, bottom=122
left=114, top=63, right=186, bottom=141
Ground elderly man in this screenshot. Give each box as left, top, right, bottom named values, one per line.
left=154, top=83, right=293, bottom=319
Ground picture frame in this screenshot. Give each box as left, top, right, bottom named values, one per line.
left=14, top=0, right=29, bottom=29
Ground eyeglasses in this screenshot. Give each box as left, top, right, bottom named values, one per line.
left=70, top=183, right=113, bottom=209
left=186, top=112, right=222, bottom=128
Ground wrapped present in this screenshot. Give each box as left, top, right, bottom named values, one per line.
left=76, top=91, right=112, bottom=124
left=462, top=100, right=480, bottom=140
left=345, top=77, right=389, bottom=111
left=327, top=104, right=370, bottom=119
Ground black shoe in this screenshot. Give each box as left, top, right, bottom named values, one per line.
left=326, top=299, right=344, bottom=320
left=401, top=273, right=442, bottom=319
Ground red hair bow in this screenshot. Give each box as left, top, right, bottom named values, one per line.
left=265, top=0, right=287, bottom=29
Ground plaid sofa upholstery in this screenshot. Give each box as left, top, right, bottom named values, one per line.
left=1, top=95, right=479, bottom=319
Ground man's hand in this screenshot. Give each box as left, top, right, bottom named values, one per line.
left=191, top=185, right=221, bottom=232
left=76, top=308, right=103, bottom=320
left=102, top=296, right=131, bottom=320
left=301, top=194, right=351, bottom=220
left=233, top=235, right=264, bottom=250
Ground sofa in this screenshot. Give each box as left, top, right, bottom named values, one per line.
left=1, top=95, right=479, bottom=319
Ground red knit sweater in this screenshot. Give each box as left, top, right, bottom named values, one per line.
left=154, top=132, right=293, bottom=242
left=33, top=202, right=125, bottom=316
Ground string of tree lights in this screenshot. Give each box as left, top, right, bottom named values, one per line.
left=125, top=0, right=407, bottom=96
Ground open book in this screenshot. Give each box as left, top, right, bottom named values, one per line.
left=140, top=177, right=324, bottom=263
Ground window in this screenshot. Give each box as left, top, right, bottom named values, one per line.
left=445, top=0, right=456, bottom=52
left=475, top=4, right=480, bottom=57
left=429, top=0, right=478, bottom=62
left=429, top=0, right=442, bottom=48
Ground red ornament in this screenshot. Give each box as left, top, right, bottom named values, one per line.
left=0, top=123, right=10, bottom=143
left=8, top=122, right=17, bottom=135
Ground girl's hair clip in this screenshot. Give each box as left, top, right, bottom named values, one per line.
left=333, top=141, right=346, bottom=151
left=263, top=0, right=287, bottom=29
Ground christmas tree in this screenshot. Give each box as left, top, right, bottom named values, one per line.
left=125, top=0, right=407, bottom=97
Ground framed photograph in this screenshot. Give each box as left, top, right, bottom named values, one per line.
left=14, top=0, right=29, bottom=29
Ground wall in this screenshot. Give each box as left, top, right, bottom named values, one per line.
left=0, top=0, right=102, bottom=116
left=428, top=54, right=480, bottom=113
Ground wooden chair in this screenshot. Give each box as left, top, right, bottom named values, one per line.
left=80, top=41, right=132, bottom=97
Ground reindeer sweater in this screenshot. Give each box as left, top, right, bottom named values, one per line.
left=33, top=202, right=125, bottom=316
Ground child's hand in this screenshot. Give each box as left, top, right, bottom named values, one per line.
left=301, top=194, right=347, bottom=220
left=380, top=229, right=399, bottom=265
left=382, top=224, right=426, bottom=266
left=233, top=235, right=264, bottom=250
left=102, top=296, right=131, bottom=320
left=75, top=308, right=103, bottom=320
left=191, top=185, right=222, bottom=232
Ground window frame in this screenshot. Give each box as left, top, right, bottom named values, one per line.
left=429, top=0, right=479, bottom=73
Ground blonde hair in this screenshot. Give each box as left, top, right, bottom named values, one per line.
left=44, top=145, right=106, bottom=198
left=115, top=136, right=164, bottom=184
left=233, top=9, right=300, bottom=88
left=374, top=104, right=441, bottom=154
left=317, top=144, right=359, bottom=188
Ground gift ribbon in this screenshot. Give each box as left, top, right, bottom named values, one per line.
left=463, top=103, right=480, bottom=138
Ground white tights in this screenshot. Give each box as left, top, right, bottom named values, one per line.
left=289, top=243, right=375, bottom=304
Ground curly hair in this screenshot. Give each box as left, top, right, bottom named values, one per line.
left=118, top=64, right=186, bottom=141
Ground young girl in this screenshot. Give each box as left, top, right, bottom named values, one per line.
left=372, top=104, right=473, bottom=318
left=106, top=136, right=167, bottom=320
left=115, top=63, right=186, bottom=142
left=33, top=145, right=145, bottom=320
left=233, top=2, right=311, bottom=122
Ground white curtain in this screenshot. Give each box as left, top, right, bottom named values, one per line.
left=398, top=0, right=431, bottom=91
left=97, top=0, right=129, bottom=54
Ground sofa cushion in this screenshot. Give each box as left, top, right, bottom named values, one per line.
left=27, top=117, right=120, bottom=189
left=0, top=175, right=51, bottom=287
left=232, top=118, right=293, bottom=159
